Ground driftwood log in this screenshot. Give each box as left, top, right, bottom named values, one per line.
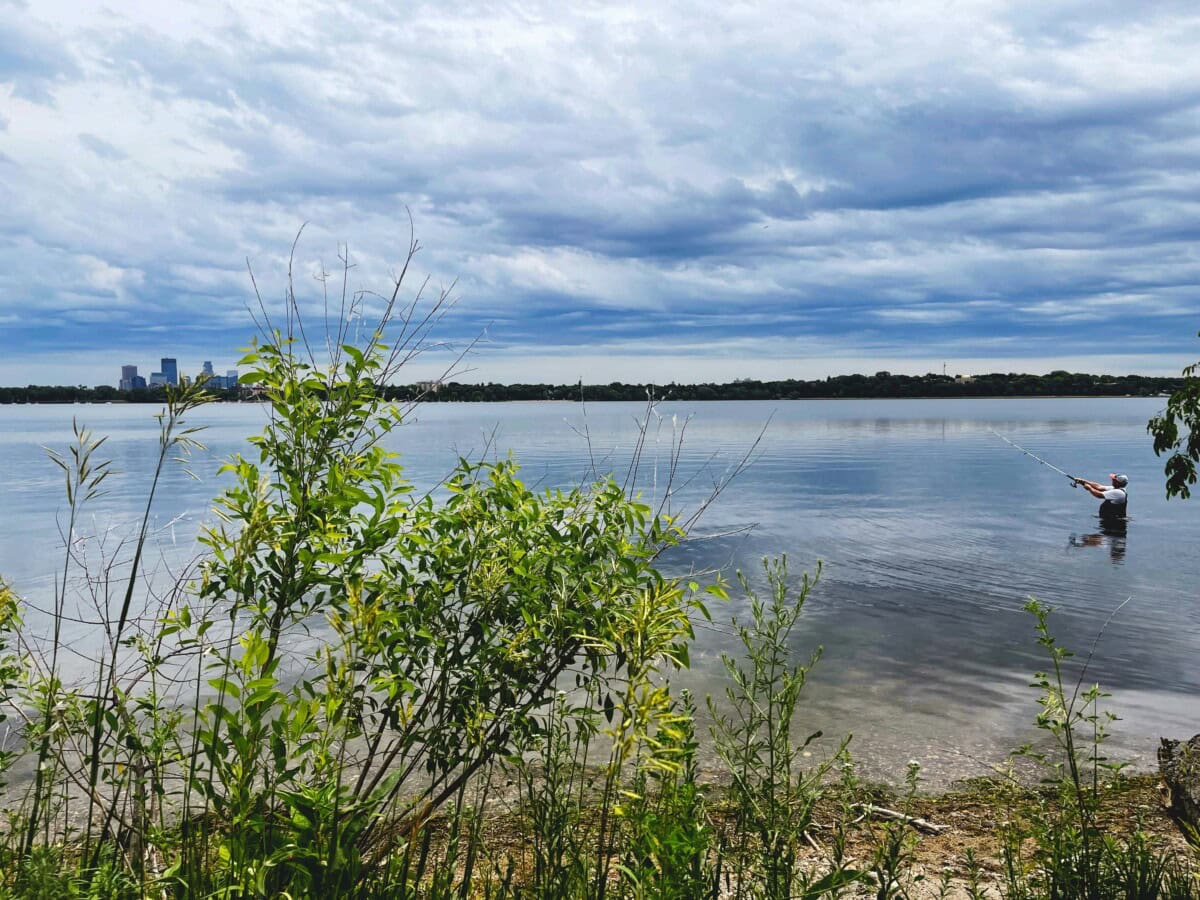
left=1158, top=735, right=1200, bottom=833
left=852, top=803, right=948, bottom=835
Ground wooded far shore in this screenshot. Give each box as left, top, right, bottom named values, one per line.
left=0, top=370, right=1184, bottom=404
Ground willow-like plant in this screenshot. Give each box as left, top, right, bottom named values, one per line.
left=617, top=690, right=713, bottom=900
left=0, top=236, right=729, bottom=898
left=157, top=242, right=705, bottom=896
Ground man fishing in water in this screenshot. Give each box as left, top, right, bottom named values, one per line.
left=1073, top=473, right=1129, bottom=520
left=989, top=430, right=1130, bottom=522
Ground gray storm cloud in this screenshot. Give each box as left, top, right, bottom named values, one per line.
left=1, top=0, right=1199, bottom=383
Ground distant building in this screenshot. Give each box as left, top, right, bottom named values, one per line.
left=226, top=369, right=238, bottom=386
left=202, top=361, right=214, bottom=376
left=119, top=364, right=139, bottom=391
left=160, top=358, right=178, bottom=386
left=149, top=372, right=167, bottom=386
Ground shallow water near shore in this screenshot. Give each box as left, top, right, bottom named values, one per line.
left=1, top=397, right=1197, bottom=788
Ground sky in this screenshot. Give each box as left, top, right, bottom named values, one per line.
left=2, top=0, right=1200, bottom=386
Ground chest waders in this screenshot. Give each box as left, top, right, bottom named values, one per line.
left=1100, top=492, right=1128, bottom=520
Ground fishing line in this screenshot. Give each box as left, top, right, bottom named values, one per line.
left=987, top=428, right=1078, bottom=486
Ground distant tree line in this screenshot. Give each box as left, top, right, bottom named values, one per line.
left=0, top=371, right=1185, bottom=405
left=382, top=371, right=1185, bottom=403
left=0, top=385, right=246, bottom=404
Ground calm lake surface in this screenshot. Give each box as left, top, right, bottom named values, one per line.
left=1, top=398, right=1197, bottom=786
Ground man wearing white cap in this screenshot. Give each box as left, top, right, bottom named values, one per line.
left=1074, top=473, right=1129, bottom=520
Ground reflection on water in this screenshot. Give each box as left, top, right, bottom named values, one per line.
left=1, top=398, right=1198, bottom=787
left=1069, top=517, right=1128, bottom=565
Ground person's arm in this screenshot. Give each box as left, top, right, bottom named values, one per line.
left=1074, top=478, right=1106, bottom=498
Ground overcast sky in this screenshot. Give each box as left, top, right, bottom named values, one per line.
left=3, top=0, right=1200, bottom=386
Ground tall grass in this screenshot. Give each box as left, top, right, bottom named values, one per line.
left=998, top=599, right=1200, bottom=900
left=708, top=558, right=854, bottom=898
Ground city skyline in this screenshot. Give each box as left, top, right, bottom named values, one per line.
left=114, top=356, right=239, bottom=391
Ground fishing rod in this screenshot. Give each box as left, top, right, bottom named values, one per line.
left=988, top=429, right=1079, bottom=486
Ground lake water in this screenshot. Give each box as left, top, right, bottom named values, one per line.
left=1, top=398, right=1197, bottom=787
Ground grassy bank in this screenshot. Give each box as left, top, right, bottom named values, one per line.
left=0, top=269, right=1196, bottom=898
left=348, top=773, right=1191, bottom=898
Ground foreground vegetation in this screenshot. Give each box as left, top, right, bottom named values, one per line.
left=0, top=254, right=1196, bottom=898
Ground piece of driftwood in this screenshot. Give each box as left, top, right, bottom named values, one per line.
left=854, top=803, right=948, bottom=835
left=1159, top=735, right=1200, bottom=832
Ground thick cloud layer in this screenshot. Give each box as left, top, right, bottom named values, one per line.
left=2, top=0, right=1199, bottom=384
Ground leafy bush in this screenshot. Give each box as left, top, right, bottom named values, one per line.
left=0, top=243, right=708, bottom=898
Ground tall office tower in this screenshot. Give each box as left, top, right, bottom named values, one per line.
left=132, top=375, right=147, bottom=389
left=202, top=361, right=214, bottom=376
left=119, top=364, right=138, bottom=391
left=149, top=373, right=167, bottom=386
left=161, top=358, right=178, bottom=386
left=226, top=369, right=239, bottom=386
